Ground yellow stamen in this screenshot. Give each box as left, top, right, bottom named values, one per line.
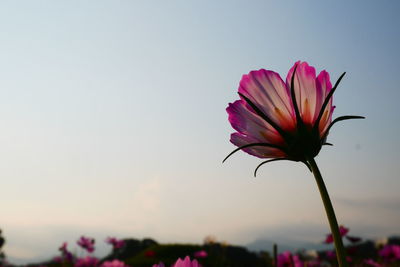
left=303, top=98, right=312, bottom=122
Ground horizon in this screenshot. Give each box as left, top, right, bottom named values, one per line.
left=1, top=1, right=399, bottom=264
left=5, top=226, right=400, bottom=265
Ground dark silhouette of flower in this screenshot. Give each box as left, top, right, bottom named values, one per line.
left=225, top=61, right=363, bottom=175
left=77, top=236, right=95, bottom=253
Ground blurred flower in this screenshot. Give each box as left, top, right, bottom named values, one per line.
left=173, top=256, right=200, bottom=267
left=105, top=237, right=125, bottom=250
left=277, top=251, right=303, bottom=267
left=193, top=250, right=208, bottom=258
left=144, top=250, right=156, bottom=257
left=77, top=236, right=95, bottom=253
left=379, top=244, right=400, bottom=261
left=59, top=242, right=74, bottom=262
left=75, top=256, right=99, bottom=267
left=152, top=263, right=165, bottom=267
left=100, top=260, right=129, bottom=267
left=225, top=61, right=363, bottom=174
left=324, top=225, right=349, bottom=244
left=59, top=242, right=68, bottom=253
left=364, top=259, right=383, bottom=267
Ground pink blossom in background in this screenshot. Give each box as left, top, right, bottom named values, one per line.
left=277, top=251, right=303, bottom=267
left=59, top=242, right=68, bottom=253
left=100, top=260, right=129, bottom=267
left=193, top=250, right=208, bottom=258
left=324, top=225, right=349, bottom=243
left=173, top=256, right=201, bottom=267
left=364, top=259, right=383, bottom=267
left=74, top=256, right=99, bottom=267
left=77, top=236, right=95, bottom=253
left=152, top=263, right=165, bottom=267
left=379, top=244, right=400, bottom=261
left=105, top=237, right=125, bottom=250
left=59, top=242, right=74, bottom=262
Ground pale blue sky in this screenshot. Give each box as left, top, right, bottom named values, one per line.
left=0, top=0, right=399, bottom=264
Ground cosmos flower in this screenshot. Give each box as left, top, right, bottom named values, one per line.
left=277, top=251, right=303, bottom=267
left=193, top=250, right=208, bottom=258
left=105, top=237, right=125, bottom=250
left=77, top=236, right=95, bottom=253
left=74, top=256, right=99, bottom=267
left=173, top=256, right=201, bottom=267
left=379, top=244, right=400, bottom=261
left=324, top=225, right=349, bottom=244
left=100, top=260, right=129, bottom=267
left=225, top=61, right=363, bottom=175
left=152, top=257, right=200, bottom=267
left=59, top=242, right=74, bottom=262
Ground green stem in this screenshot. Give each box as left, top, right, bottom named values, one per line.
left=307, top=158, right=348, bottom=267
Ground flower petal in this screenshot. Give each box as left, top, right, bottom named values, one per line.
left=286, top=61, right=318, bottom=125
left=230, top=133, right=286, bottom=159
left=227, top=100, right=284, bottom=145
left=238, top=69, right=296, bottom=132
left=316, top=70, right=334, bottom=134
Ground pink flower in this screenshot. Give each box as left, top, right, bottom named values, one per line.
left=100, top=260, right=129, bottom=267
left=152, top=263, right=165, bottom=267
left=364, top=259, right=383, bottom=267
left=173, top=256, right=201, bottom=267
left=193, top=250, right=208, bottom=258
left=277, top=251, right=303, bottom=267
left=77, top=236, right=95, bottom=253
left=225, top=61, right=363, bottom=175
left=74, top=256, right=99, bottom=267
left=379, top=244, right=400, bottom=261
left=324, top=225, right=349, bottom=244
left=59, top=242, right=74, bottom=262
left=105, top=237, right=125, bottom=250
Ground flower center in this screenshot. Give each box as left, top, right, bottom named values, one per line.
left=284, top=124, right=324, bottom=162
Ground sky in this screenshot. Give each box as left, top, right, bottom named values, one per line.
left=0, top=0, right=399, bottom=264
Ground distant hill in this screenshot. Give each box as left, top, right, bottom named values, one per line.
left=246, top=238, right=330, bottom=253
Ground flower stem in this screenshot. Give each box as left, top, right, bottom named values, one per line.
left=307, top=158, right=348, bottom=267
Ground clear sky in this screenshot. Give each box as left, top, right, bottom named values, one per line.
left=0, top=0, right=399, bottom=264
